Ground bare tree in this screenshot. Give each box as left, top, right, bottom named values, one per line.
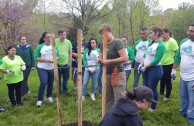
left=63, top=0, right=110, bottom=36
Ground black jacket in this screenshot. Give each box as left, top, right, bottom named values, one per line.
left=99, top=98, right=143, bottom=126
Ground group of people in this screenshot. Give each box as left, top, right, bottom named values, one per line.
left=98, top=23, right=194, bottom=125
left=0, top=23, right=194, bottom=125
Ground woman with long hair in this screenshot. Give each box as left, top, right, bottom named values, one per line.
left=160, top=28, right=178, bottom=101
left=82, top=38, right=100, bottom=101
left=35, top=32, right=58, bottom=107
left=138, top=27, right=166, bottom=111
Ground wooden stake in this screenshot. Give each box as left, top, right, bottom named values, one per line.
left=77, top=29, right=82, bottom=126
left=51, top=33, right=62, bottom=126
left=102, top=32, right=107, bottom=117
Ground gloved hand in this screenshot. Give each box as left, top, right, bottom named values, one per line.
left=6, top=70, right=14, bottom=75
left=88, top=67, right=97, bottom=73
left=138, top=64, right=145, bottom=73
left=21, top=65, right=26, bottom=71
left=171, top=69, right=176, bottom=80
left=138, top=66, right=146, bottom=73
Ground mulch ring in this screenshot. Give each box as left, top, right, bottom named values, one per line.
left=62, top=121, right=97, bottom=126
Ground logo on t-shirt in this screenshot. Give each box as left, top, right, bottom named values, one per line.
left=182, top=46, right=192, bottom=53
left=137, top=45, right=147, bottom=50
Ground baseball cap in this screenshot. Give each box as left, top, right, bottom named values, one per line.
left=133, top=86, right=158, bottom=103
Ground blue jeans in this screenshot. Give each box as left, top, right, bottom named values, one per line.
left=82, top=68, right=99, bottom=96
left=58, top=64, right=70, bottom=92
left=125, top=70, right=131, bottom=90
left=97, top=65, right=102, bottom=93
left=37, top=68, right=54, bottom=101
left=142, top=65, right=163, bottom=110
left=179, top=78, right=194, bottom=124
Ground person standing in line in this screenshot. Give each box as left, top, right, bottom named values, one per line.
left=98, top=23, right=128, bottom=108
left=82, top=38, right=100, bottom=101
left=171, top=24, right=194, bottom=124
left=120, top=36, right=134, bottom=90
left=16, top=35, right=35, bottom=96
left=133, top=27, right=151, bottom=88
left=159, top=28, right=178, bottom=101
left=72, top=34, right=87, bottom=89
left=99, top=86, right=157, bottom=126
left=0, top=45, right=26, bottom=107
left=35, top=32, right=59, bottom=107
left=55, top=30, right=72, bottom=94
left=138, top=27, right=166, bottom=111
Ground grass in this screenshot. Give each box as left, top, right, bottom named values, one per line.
left=0, top=67, right=191, bottom=126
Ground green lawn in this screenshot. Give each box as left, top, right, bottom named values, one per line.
left=0, top=68, right=190, bottom=126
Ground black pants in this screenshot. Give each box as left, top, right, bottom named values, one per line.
left=7, top=81, right=22, bottom=105
left=21, top=66, right=31, bottom=96
left=160, top=64, right=173, bottom=98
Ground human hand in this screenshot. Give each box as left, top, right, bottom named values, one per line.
left=21, top=65, right=26, bottom=71
left=138, top=64, right=146, bottom=73
left=171, top=69, right=176, bottom=80
left=139, top=66, right=146, bottom=73
left=100, top=60, right=111, bottom=66
left=6, top=70, right=14, bottom=75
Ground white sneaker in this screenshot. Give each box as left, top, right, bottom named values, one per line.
left=36, top=101, right=42, bottom=107
left=47, top=97, right=53, bottom=103
left=82, top=96, right=85, bottom=101
left=27, top=91, right=31, bottom=94
left=148, top=108, right=155, bottom=112
left=90, top=93, right=96, bottom=101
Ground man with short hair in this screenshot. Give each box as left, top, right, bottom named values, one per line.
left=55, top=30, right=72, bottom=94
left=133, top=27, right=151, bottom=88
left=98, top=23, right=128, bottom=108
left=172, top=24, right=194, bottom=124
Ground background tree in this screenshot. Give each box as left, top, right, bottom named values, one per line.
left=0, top=0, right=31, bottom=52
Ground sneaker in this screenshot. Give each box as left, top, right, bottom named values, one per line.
left=148, top=108, right=155, bottom=112
left=163, top=97, right=169, bottom=101
left=27, top=91, right=31, bottom=94
left=47, top=97, right=53, bottom=103
left=90, top=93, right=96, bottom=101
left=82, top=96, right=85, bottom=101
left=36, top=101, right=42, bottom=107
left=0, top=108, right=7, bottom=112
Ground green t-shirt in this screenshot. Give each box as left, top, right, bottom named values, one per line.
left=161, top=38, right=178, bottom=65
left=106, top=39, right=125, bottom=74
left=0, top=55, right=25, bottom=84
left=55, top=38, right=72, bottom=66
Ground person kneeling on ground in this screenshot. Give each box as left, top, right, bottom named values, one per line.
left=99, top=86, right=157, bottom=126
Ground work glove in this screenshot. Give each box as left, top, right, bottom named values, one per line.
left=21, top=65, right=26, bottom=71
left=138, top=64, right=146, bottom=73
left=6, top=70, right=14, bottom=75
left=171, top=69, right=176, bottom=80
left=88, top=67, right=97, bottom=74
left=138, top=66, right=146, bottom=73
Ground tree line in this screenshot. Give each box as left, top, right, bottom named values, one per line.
left=0, top=0, right=193, bottom=52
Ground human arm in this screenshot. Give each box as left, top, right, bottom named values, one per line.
left=100, top=48, right=127, bottom=66
left=149, top=42, right=166, bottom=67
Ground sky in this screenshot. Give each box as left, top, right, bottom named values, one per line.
left=159, top=0, right=194, bottom=11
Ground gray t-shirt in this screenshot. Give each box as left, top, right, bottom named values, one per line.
left=101, top=38, right=125, bottom=74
